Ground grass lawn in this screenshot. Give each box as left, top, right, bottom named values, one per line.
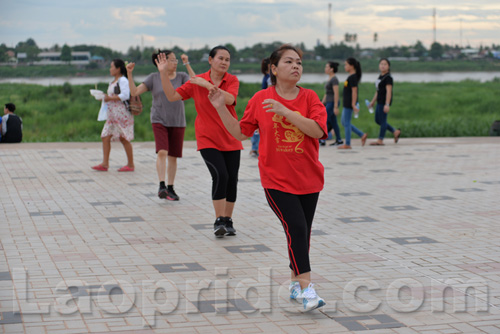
left=1, top=79, right=498, bottom=142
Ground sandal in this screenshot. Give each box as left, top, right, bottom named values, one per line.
left=370, top=141, right=385, bottom=146
left=337, top=144, right=352, bottom=149
left=394, top=129, right=401, bottom=143
left=91, top=164, right=108, bottom=171
left=361, top=133, right=368, bottom=146
left=118, top=166, right=135, bottom=172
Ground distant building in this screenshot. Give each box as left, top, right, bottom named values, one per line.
left=388, top=57, right=419, bottom=62
left=460, top=49, right=481, bottom=59
left=91, top=55, right=105, bottom=64
left=17, top=52, right=27, bottom=63
left=4, top=50, right=17, bottom=63
left=200, top=53, right=209, bottom=62
left=34, top=51, right=91, bottom=65
left=359, top=50, right=374, bottom=58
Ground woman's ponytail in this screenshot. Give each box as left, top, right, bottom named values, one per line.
left=346, top=57, right=362, bottom=83
left=355, top=60, right=362, bottom=82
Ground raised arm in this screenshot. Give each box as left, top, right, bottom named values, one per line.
left=208, top=88, right=248, bottom=141
left=180, top=54, right=196, bottom=78
left=189, top=77, right=235, bottom=105
left=263, top=99, right=324, bottom=139
left=126, top=62, right=148, bottom=97
left=155, top=53, right=184, bottom=102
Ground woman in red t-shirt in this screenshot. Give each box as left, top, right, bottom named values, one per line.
left=156, top=46, right=243, bottom=238
left=208, top=45, right=328, bottom=312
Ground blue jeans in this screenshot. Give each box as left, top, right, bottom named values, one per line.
left=375, top=104, right=395, bottom=140
left=341, top=108, right=364, bottom=146
left=250, top=131, right=260, bottom=151
left=325, top=102, right=342, bottom=142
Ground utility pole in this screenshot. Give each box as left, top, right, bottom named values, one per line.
left=433, top=8, right=437, bottom=44
left=459, top=18, right=463, bottom=48
left=328, top=3, right=333, bottom=45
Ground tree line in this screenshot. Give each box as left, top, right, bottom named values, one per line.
left=2, top=38, right=499, bottom=65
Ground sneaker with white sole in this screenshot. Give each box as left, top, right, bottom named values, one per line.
left=224, top=217, right=236, bottom=236
left=214, top=217, right=226, bottom=238
left=302, top=283, right=326, bottom=312
left=289, top=281, right=303, bottom=302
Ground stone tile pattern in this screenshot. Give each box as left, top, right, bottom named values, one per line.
left=0, top=138, right=498, bottom=333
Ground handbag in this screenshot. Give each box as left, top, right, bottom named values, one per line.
left=114, top=81, right=143, bottom=116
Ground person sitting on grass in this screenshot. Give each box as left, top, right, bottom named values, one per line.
left=1, top=103, right=23, bottom=143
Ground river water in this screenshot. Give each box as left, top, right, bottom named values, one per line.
left=1, top=72, right=499, bottom=86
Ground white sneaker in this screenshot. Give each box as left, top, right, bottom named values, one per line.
left=289, top=281, right=303, bottom=302
left=302, top=283, right=326, bottom=312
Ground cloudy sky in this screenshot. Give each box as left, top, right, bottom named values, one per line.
left=1, top=0, right=499, bottom=52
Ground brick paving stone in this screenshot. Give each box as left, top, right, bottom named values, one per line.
left=1, top=138, right=499, bottom=333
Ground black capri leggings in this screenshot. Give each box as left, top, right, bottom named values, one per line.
left=264, top=188, right=319, bottom=276
left=200, top=148, right=241, bottom=202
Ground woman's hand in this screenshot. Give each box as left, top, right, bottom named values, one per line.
left=104, top=94, right=112, bottom=102
left=126, top=62, right=135, bottom=73
left=190, top=76, right=212, bottom=89
left=334, top=106, right=340, bottom=116
left=155, top=53, right=168, bottom=73
left=368, top=101, right=375, bottom=108
left=208, top=87, right=226, bottom=110
left=262, top=99, right=291, bottom=117
left=384, top=105, right=390, bottom=113
left=353, top=104, right=360, bottom=113
left=181, top=54, right=189, bottom=64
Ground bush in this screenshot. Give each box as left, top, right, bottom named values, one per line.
left=62, top=82, right=72, bottom=95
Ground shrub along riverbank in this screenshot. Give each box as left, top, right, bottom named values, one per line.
left=2, top=59, right=500, bottom=78
left=0, top=80, right=498, bottom=143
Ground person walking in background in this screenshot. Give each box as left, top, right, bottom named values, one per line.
left=368, top=58, right=401, bottom=145
left=208, top=44, right=327, bottom=312
left=338, top=57, right=368, bottom=149
left=156, top=46, right=242, bottom=238
left=92, top=59, right=134, bottom=172
left=321, top=61, right=343, bottom=146
left=126, top=50, right=195, bottom=200
left=249, top=58, right=271, bottom=158
left=1, top=103, right=23, bottom=143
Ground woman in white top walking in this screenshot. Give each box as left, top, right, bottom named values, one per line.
left=92, top=59, right=135, bottom=172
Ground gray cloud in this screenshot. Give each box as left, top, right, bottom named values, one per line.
left=1, top=0, right=498, bottom=51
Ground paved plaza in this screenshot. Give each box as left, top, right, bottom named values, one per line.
left=1, top=137, right=499, bottom=333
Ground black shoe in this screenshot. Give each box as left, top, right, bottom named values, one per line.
left=166, top=188, right=179, bottom=201
left=329, top=140, right=344, bottom=146
left=158, top=186, right=168, bottom=199
left=224, top=217, right=236, bottom=236
left=319, top=140, right=326, bottom=146
left=214, top=217, right=226, bottom=238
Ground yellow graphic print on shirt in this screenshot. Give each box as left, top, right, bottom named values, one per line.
left=344, top=80, right=348, bottom=87
left=272, top=112, right=305, bottom=154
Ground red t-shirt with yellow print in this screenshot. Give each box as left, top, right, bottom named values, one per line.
left=240, top=86, right=328, bottom=195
